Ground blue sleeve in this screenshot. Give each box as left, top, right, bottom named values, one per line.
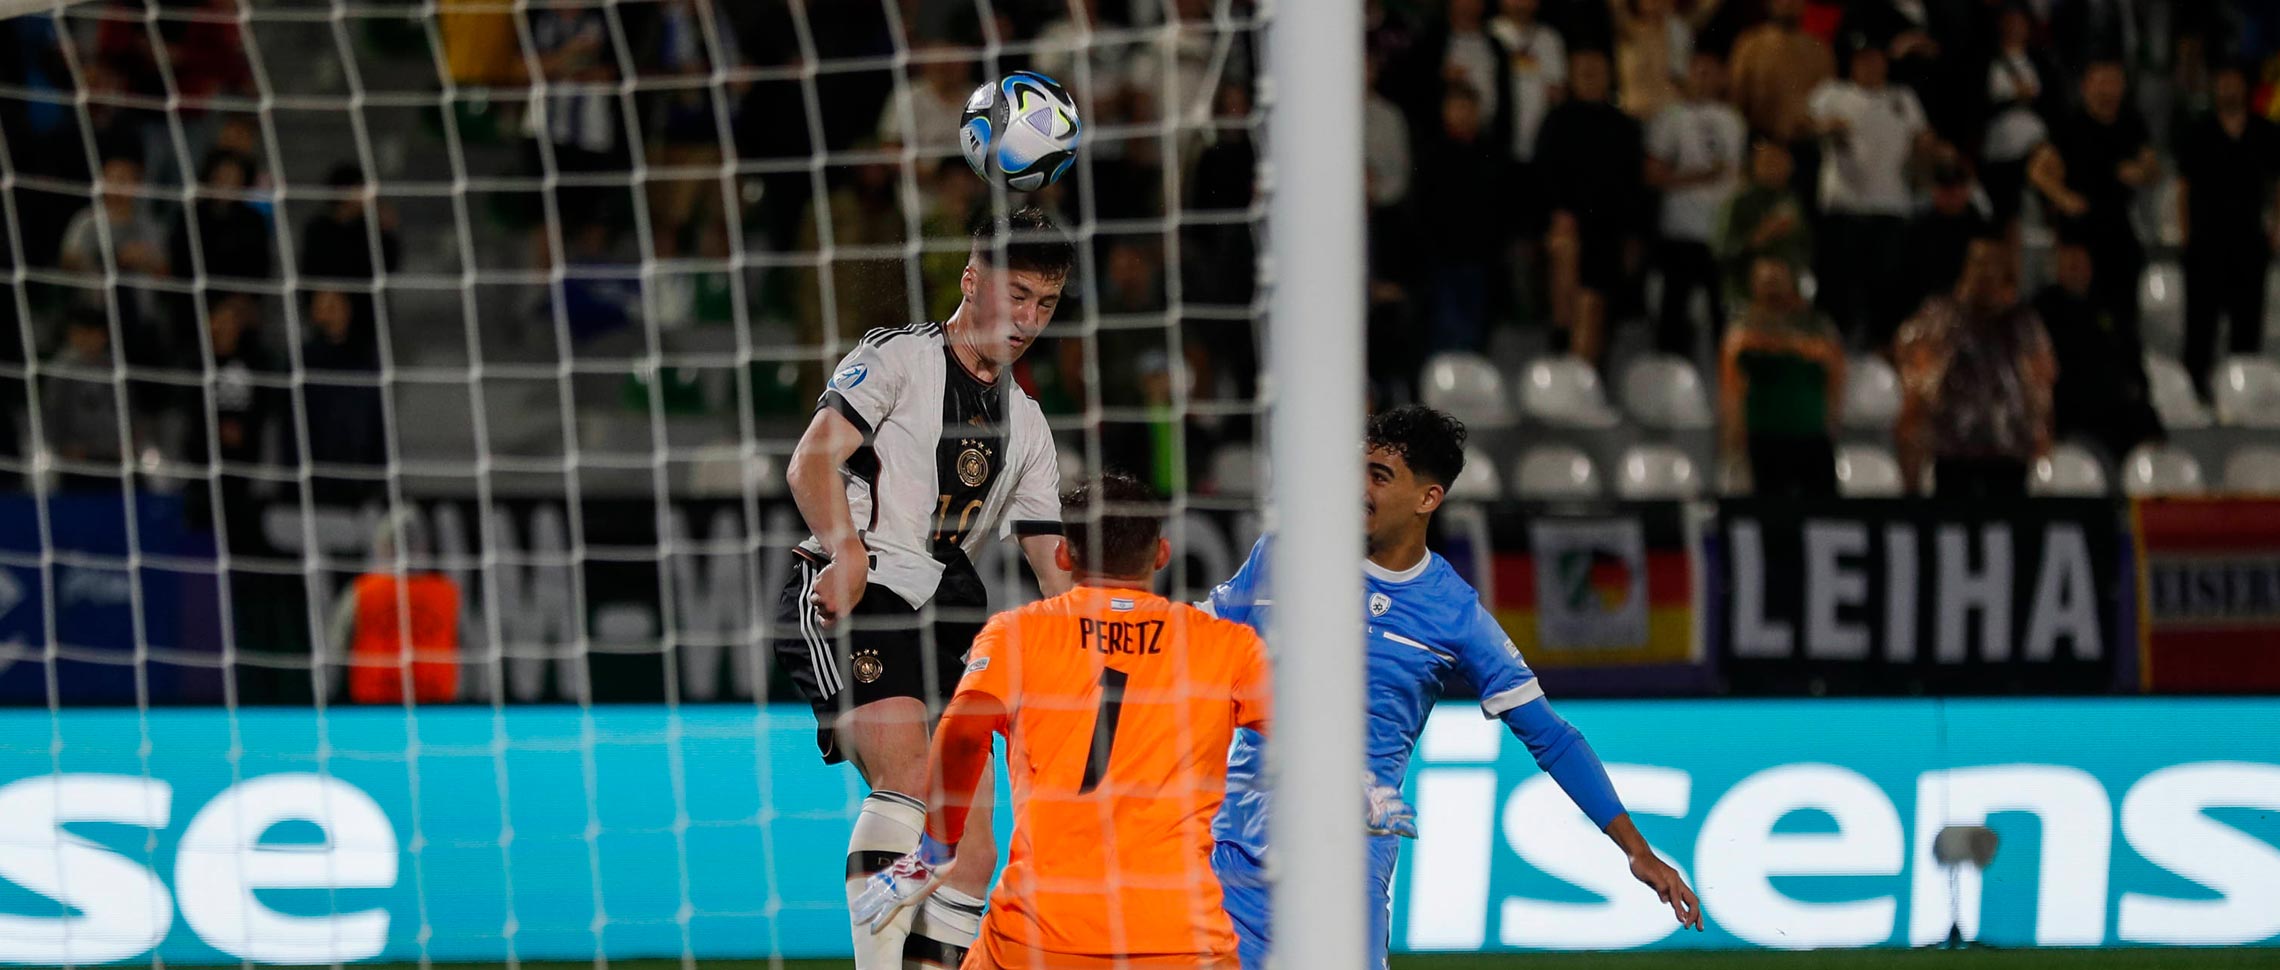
left=1503, top=697, right=1627, bottom=830
left=1204, top=537, right=1271, bottom=632
left=1454, top=606, right=1627, bottom=830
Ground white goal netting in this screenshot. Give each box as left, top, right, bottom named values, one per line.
left=0, top=0, right=1267, bottom=964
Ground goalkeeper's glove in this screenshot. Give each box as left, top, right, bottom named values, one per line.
left=1365, top=775, right=1418, bottom=839
left=849, top=831, right=954, bottom=933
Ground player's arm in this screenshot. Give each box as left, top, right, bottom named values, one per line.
left=1458, top=609, right=1702, bottom=930
left=924, top=688, right=1008, bottom=847
left=787, top=343, right=904, bottom=626
left=1004, top=432, right=1072, bottom=597
left=1198, top=536, right=1271, bottom=628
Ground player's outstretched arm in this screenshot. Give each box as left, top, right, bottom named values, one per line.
left=847, top=689, right=1006, bottom=933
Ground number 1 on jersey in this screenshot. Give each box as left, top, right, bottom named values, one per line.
left=1078, top=667, right=1129, bottom=794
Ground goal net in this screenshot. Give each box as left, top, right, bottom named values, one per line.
left=0, top=0, right=1298, bottom=965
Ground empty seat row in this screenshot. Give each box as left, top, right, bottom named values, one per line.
left=1426, top=351, right=2280, bottom=437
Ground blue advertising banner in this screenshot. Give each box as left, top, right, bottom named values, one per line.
left=0, top=700, right=2273, bottom=965
left=0, top=494, right=219, bottom=704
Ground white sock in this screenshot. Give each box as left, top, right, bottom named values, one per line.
left=848, top=790, right=926, bottom=970
left=905, top=885, right=985, bottom=969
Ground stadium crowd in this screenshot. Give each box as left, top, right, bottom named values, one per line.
left=4, top=1, right=2280, bottom=703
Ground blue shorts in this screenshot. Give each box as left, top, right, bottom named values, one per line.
left=1212, top=836, right=1401, bottom=970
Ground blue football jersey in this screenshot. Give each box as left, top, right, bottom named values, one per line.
left=1208, top=537, right=1543, bottom=856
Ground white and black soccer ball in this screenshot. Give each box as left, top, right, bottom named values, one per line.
left=960, top=71, right=1081, bottom=192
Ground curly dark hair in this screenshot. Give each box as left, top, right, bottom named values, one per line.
left=1366, top=405, right=1468, bottom=488
left=1060, top=471, right=1164, bottom=578
left=970, top=205, right=1076, bottom=281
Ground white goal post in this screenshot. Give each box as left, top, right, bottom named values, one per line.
left=1263, top=0, right=1367, bottom=968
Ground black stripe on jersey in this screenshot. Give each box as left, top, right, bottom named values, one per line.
left=901, top=936, right=966, bottom=968
left=847, top=443, right=883, bottom=531
left=819, top=389, right=875, bottom=440
left=1011, top=519, right=1064, bottom=537
left=860, top=321, right=942, bottom=347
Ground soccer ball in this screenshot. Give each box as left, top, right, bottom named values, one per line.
left=961, top=71, right=1081, bottom=192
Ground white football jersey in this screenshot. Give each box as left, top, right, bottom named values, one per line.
left=804, top=322, right=1062, bottom=607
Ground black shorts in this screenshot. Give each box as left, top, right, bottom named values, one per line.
left=772, top=548, right=990, bottom=764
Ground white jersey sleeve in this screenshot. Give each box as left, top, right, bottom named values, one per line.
left=1000, top=425, right=1063, bottom=539
left=818, top=336, right=909, bottom=440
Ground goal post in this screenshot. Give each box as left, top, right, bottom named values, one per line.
left=1262, top=1, right=1368, bottom=969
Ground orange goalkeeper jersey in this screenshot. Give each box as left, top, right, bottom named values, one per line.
left=956, top=585, right=1270, bottom=965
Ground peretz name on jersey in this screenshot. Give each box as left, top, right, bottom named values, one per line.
left=1075, top=617, right=1166, bottom=656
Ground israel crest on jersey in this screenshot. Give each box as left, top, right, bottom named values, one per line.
left=1369, top=592, right=1392, bottom=616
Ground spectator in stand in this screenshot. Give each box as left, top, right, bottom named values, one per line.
left=1809, top=37, right=1934, bottom=346
left=182, top=291, right=284, bottom=541
left=793, top=151, right=909, bottom=400
left=1902, top=160, right=1990, bottom=318
left=1607, top=0, right=1721, bottom=121
left=300, top=164, right=401, bottom=330
left=1364, top=51, right=1413, bottom=212
left=1368, top=197, right=1425, bottom=405
left=1981, top=4, right=2058, bottom=229
left=1728, top=0, right=1834, bottom=202
left=1490, top=0, right=1567, bottom=169
left=1714, top=136, right=1811, bottom=312
left=524, top=2, right=628, bottom=257
left=42, top=309, right=128, bottom=494
left=297, top=289, right=388, bottom=507
left=1894, top=236, right=2055, bottom=499
left=876, top=40, right=972, bottom=163
left=1398, top=0, right=1514, bottom=160
left=2031, top=59, right=2157, bottom=341
left=57, top=154, right=167, bottom=342
left=1720, top=257, right=1844, bottom=497
left=169, top=150, right=272, bottom=291
left=2049, top=0, right=2138, bottom=84
left=641, top=0, right=743, bottom=254
left=1416, top=80, right=1513, bottom=353
left=1538, top=49, right=1643, bottom=363
left=2174, top=62, right=2280, bottom=402
left=2035, top=236, right=2162, bottom=463
left=1835, top=0, right=1968, bottom=141
left=1646, top=51, right=1746, bottom=354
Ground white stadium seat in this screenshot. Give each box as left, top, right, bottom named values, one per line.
left=1619, top=355, right=1714, bottom=430
left=1420, top=352, right=1519, bottom=430
left=2145, top=353, right=2213, bottom=430
left=1449, top=446, right=1504, bottom=501
left=2214, top=356, right=2280, bottom=429
left=2222, top=445, right=2280, bottom=495
left=1513, top=445, right=1602, bottom=499
left=2031, top=443, right=2109, bottom=497
left=1842, top=355, right=1901, bottom=430
left=1615, top=444, right=1700, bottom=500
left=2122, top=443, right=2206, bottom=497
left=1207, top=444, right=1262, bottom=497
left=1520, top=356, right=1621, bottom=429
left=2141, top=260, right=2185, bottom=341
left=1835, top=444, right=1904, bottom=497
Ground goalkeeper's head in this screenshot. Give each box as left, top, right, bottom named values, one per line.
left=1055, top=472, right=1171, bottom=586
left=1363, top=406, right=1468, bottom=555
left=956, top=205, right=1076, bottom=371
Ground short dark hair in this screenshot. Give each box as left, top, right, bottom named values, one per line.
left=1060, top=472, right=1164, bottom=579
left=971, top=205, right=1076, bottom=280
left=1367, top=405, right=1468, bottom=488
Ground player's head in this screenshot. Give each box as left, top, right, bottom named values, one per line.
left=960, top=206, right=1075, bottom=369
left=1363, top=406, right=1467, bottom=554
left=1056, top=472, right=1171, bottom=582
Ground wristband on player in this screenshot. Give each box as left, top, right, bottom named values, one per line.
left=915, top=831, right=954, bottom=868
